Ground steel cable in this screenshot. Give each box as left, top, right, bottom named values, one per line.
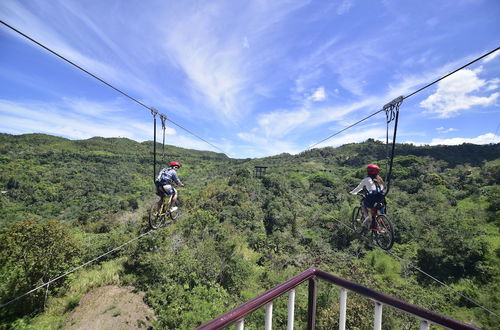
left=0, top=20, right=228, bottom=156
left=332, top=216, right=500, bottom=319
left=0, top=230, right=153, bottom=309
left=307, top=46, right=499, bottom=150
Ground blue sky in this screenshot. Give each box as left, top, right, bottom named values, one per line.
left=0, top=0, right=499, bottom=158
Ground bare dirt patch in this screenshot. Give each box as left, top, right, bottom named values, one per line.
left=63, top=285, right=155, bottom=330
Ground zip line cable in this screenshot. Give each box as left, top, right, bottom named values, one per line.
left=402, top=47, right=499, bottom=101
left=0, top=20, right=227, bottom=156
left=0, top=230, right=154, bottom=310
left=384, top=249, right=500, bottom=319
left=2, top=18, right=498, bottom=317
left=307, top=46, right=500, bottom=150
left=332, top=217, right=500, bottom=319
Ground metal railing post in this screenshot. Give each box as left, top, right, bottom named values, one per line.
left=420, top=320, right=430, bottom=330
left=307, top=277, right=318, bottom=329
left=374, top=302, right=383, bottom=330
left=235, top=319, right=244, bottom=330
left=265, top=302, right=273, bottom=330
left=339, top=288, right=347, bottom=330
left=287, top=289, right=295, bottom=330
left=195, top=268, right=480, bottom=330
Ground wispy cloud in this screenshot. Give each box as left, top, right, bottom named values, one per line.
left=158, top=1, right=310, bottom=122
left=483, top=49, right=500, bottom=63
left=0, top=1, right=188, bottom=117
left=436, top=126, right=457, bottom=134
left=310, top=127, right=387, bottom=149
left=0, top=98, right=175, bottom=141
left=337, top=0, right=355, bottom=15
left=237, top=132, right=301, bottom=157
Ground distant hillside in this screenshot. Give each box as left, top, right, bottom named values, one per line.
left=0, top=133, right=229, bottom=224
left=1, top=133, right=499, bottom=329
left=299, top=138, right=500, bottom=167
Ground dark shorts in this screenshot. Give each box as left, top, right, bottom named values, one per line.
left=363, top=192, right=385, bottom=209
left=155, top=182, right=175, bottom=196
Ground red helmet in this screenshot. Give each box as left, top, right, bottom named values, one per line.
left=169, top=161, right=181, bottom=168
left=367, top=164, right=380, bottom=175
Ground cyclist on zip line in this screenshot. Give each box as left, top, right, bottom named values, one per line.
left=350, top=164, right=385, bottom=230
left=155, top=161, right=184, bottom=212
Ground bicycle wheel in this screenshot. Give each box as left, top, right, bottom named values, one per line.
left=168, top=198, right=181, bottom=221
left=373, top=214, right=394, bottom=250
left=149, top=201, right=166, bottom=229
left=352, top=206, right=366, bottom=234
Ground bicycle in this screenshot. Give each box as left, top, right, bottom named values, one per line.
left=149, top=191, right=181, bottom=230
left=352, top=193, right=394, bottom=250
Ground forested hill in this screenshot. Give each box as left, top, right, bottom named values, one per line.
left=1, top=133, right=499, bottom=329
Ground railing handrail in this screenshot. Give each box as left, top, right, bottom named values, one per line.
left=196, top=268, right=315, bottom=329
left=196, top=268, right=480, bottom=330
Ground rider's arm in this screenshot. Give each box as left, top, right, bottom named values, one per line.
left=350, top=178, right=369, bottom=195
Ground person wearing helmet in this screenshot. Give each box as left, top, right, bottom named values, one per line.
left=350, top=164, right=385, bottom=230
left=155, top=161, right=184, bottom=212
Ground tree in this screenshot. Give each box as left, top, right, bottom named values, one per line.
left=0, top=219, right=82, bottom=320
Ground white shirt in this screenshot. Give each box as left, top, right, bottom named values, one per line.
left=350, top=177, right=384, bottom=195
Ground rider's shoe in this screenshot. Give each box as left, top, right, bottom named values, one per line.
left=169, top=206, right=178, bottom=213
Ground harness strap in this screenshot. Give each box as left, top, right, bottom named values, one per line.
left=151, top=108, right=158, bottom=183
left=383, top=96, right=403, bottom=196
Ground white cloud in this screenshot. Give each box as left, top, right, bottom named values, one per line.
left=486, top=78, right=500, bottom=91
left=420, top=68, right=499, bottom=118
left=308, top=87, right=327, bottom=102
left=436, top=126, right=457, bottom=134
left=251, top=96, right=382, bottom=145
left=405, top=133, right=500, bottom=146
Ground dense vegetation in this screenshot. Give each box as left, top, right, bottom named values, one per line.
left=0, top=133, right=499, bottom=329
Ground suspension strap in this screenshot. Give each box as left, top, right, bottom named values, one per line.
left=383, top=96, right=403, bottom=196
left=151, top=108, right=158, bottom=182
left=160, top=114, right=167, bottom=164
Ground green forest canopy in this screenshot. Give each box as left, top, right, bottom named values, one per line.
left=0, top=133, right=499, bottom=329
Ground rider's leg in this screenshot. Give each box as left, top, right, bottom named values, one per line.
left=361, top=200, right=371, bottom=227
left=369, top=208, right=378, bottom=229
left=169, top=189, right=178, bottom=210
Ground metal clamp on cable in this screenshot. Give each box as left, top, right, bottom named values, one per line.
left=383, top=96, right=404, bottom=111
left=384, top=96, right=403, bottom=123
left=150, top=107, right=158, bottom=117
